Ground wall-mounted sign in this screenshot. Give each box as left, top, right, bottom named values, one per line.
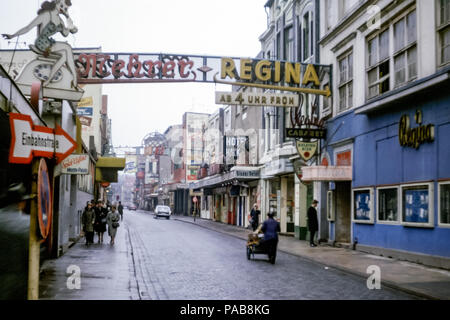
left=288, top=96, right=327, bottom=162
left=38, top=158, right=52, bottom=240
left=77, top=96, right=93, bottom=107
left=223, top=136, right=249, bottom=165
left=215, top=91, right=299, bottom=107
left=78, top=116, right=92, bottom=127
left=296, top=141, right=318, bottom=162
left=286, top=128, right=327, bottom=139
left=77, top=107, right=93, bottom=116
left=399, top=110, right=435, bottom=149
left=60, top=154, right=89, bottom=175
left=9, top=113, right=77, bottom=164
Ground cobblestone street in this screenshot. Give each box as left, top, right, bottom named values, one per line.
left=39, top=210, right=417, bottom=300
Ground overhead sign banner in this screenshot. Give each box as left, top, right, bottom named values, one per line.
left=74, top=53, right=332, bottom=97
left=215, top=91, right=299, bottom=107
left=60, top=154, right=89, bottom=175
left=296, top=141, right=318, bottom=162
left=9, top=113, right=77, bottom=164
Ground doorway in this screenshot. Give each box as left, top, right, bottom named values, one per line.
left=335, top=181, right=351, bottom=243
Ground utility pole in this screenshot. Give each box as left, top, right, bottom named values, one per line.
left=28, top=158, right=40, bottom=300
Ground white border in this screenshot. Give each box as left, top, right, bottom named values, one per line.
left=376, top=186, right=401, bottom=225
left=400, top=182, right=434, bottom=228
left=352, top=187, right=375, bottom=224
left=438, top=181, right=450, bottom=228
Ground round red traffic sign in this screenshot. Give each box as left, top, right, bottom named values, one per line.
left=38, top=158, right=52, bottom=240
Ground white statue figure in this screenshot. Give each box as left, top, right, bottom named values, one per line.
left=2, top=0, right=79, bottom=88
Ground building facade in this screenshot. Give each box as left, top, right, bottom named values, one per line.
left=310, top=0, right=450, bottom=267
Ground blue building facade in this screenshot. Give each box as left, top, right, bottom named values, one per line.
left=325, top=66, right=450, bottom=262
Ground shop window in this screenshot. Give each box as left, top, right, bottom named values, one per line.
left=377, top=187, right=400, bottom=223
left=352, top=188, right=374, bottom=224
left=400, top=183, right=434, bottom=228
left=438, top=182, right=450, bottom=226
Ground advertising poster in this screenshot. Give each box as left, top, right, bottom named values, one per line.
left=404, top=188, right=429, bottom=223
left=354, top=190, right=371, bottom=220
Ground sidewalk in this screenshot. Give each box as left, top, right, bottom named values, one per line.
left=39, top=220, right=138, bottom=300
left=172, top=214, right=450, bottom=300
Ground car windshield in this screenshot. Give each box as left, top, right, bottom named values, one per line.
left=156, top=206, right=170, bottom=211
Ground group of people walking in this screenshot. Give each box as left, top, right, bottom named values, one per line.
left=81, top=200, right=124, bottom=246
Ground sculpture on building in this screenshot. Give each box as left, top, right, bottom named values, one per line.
left=2, top=0, right=82, bottom=99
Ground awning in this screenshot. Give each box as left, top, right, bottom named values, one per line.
left=95, top=157, right=126, bottom=183
left=301, top=166, right=352, bottom=182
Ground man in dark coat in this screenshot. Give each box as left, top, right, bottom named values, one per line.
left=118, top=201, right=124, bottom=221
left=250, top=203, right=261, bottom=231
left=261, top=212, right=281, bottom=264
left=307, top=200, right=319, bottom=247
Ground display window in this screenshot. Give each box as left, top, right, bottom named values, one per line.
left=400, top=182, right=434, bottom=228
left=438, top=181, right=450, bottom=228
left=377, top=186, right=400, bottom=224
left=352, top=188, right=374, bottom=224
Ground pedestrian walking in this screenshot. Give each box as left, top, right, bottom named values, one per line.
left=94, top=201, right=107, bottom=244
left=307, top=200, right=319, bottom=247
left=260, top=212, right=281, bottom=264
left=250, top=203, right=261, bottom=231
left=106, top=205, right=121, bottom=245
left=81, top=202, right=95, bottom=246
left=118, top=201, right=124, bottom=221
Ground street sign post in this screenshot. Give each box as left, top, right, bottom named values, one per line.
left=9, top=113, right=77, bottom=164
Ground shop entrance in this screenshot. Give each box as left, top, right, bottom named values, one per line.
left=335, top=181, right=351, bottom=243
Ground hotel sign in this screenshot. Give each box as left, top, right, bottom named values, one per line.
left=215, top=92, right=299, bottom=107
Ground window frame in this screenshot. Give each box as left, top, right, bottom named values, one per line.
left=392, top=9, right=418, bottom=88
left=366, top=28, right=391, bottom=100
left=437, top=0, right=450, bottom=67
left=376, top=186, right=401, bottom=225
left=352, top=187, right=375, bottom=224
left=338, top=50, right=354, bottom=112
left=400, top=182, right=435, bottom=228
left=438, top=180, right=450, bottom=228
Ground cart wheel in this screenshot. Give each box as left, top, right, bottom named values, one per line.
left=247, top=247, right=251, bottom=260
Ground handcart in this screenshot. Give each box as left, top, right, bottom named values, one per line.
left=246, top=229, right=277, bottom=264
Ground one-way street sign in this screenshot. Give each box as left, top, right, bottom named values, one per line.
left=9, top=113, right=77, bottom=164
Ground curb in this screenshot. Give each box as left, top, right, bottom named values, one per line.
left=173, top=217, right=439, bottom=300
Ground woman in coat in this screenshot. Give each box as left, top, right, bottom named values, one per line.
left=81, top=202, right=95, bottom=246
left=106, top=205, right=121, bottom=245
left=94, top=201, right=107, bottom=244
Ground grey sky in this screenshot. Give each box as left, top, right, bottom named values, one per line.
left=0, top=0, right=268, bottom=148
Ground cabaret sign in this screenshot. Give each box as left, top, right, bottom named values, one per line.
left=74, top=53, right=332, bottom=96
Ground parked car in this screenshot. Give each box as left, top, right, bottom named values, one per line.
left=128, top=204, right=137, bottom=211
left=154, top=205, right=171, bottom=219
